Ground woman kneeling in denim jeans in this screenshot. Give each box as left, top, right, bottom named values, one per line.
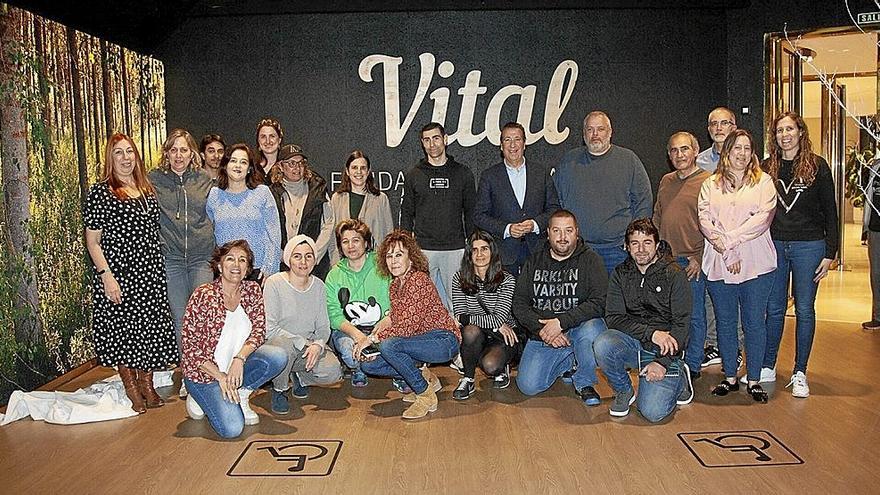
left=357, top=230, right=461, bottom=420
left=181, top=240, right=287, bottom=438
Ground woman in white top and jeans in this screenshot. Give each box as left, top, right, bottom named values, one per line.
left=181, top=240, right=287, bottom=438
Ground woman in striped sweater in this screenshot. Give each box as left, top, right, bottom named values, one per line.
left=451, top=230, right=522, bottom=400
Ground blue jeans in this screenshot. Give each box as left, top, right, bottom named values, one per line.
left=516, top=317, right=607, bottom=395
left=707, top=271, right=775, bottom=381
left=677, top=257, right=707, bottom=371
left=165, top=256, right=214, bottom=356
left=332, top=330, right=363, bottom=372
left=593, top=329, right=684, bottom=423
left=360, top=330, right=459, bottom=394
left=589, top=243, right=629, bottom=275
left=184, top=344, right=287, bottom=439
left=764, top=240, right=825, bottom=374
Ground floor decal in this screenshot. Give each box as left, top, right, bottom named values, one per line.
left=227, top=440, right=343, bottom=476
left=678, top=430, right=803, bottom=468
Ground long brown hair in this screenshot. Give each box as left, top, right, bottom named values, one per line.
left=715, top=129, right=762, bottom=193
left=103, top=133, right=155, bottom=200
left=763, top=111, right=818, bottom=186
left=377, top=229, right=429, bottom=278
left=337, top=149, right=380, bottom=195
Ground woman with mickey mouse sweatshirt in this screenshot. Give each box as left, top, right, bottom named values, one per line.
left=324, top=219, right=393, bottom=388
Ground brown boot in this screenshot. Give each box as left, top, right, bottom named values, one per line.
left=403, top=367, right=442, bottom=403
left=402, top=385, right=438, bottom=420
left=118, top=365, right=146, bottom=414
left=137, top=370, right=165, bottom=408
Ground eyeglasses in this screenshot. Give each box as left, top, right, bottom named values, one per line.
left=281, top=159, right=306, bottom=168
left=709, top=120, right=734, bottom=128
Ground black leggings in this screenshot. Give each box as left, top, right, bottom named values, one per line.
left=460, top=324, right=517, bottom=379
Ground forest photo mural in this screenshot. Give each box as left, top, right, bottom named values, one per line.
left=0, top=4, right=166, bottom=404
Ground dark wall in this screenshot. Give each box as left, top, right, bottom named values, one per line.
left=725, top=2, right=855, bottom=154
left=156, top=9, right=728, bottom=216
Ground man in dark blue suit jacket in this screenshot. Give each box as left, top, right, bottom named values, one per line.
left=474, top=122, right=560, bottom=275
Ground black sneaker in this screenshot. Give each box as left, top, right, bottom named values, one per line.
left=609, top=388, right=635, bottom=417
left=493, top=365, right=511, bottom=389
left=453, top=377, right=475, bottom=400
left=702, top=346, right=721, bottom=368
left=863, top=320, right=880, bottom=330
left=577, top=385, right=601, bottom=406
left=736, top=350, right=744, bottom=371
left=677, top=363, right=694, bottom=405
left=561, top=367, right=577, bottom=384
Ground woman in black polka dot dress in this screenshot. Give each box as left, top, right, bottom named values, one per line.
left=84, top=133, right=177, bottom=414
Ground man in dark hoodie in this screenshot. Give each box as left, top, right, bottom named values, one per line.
left=400, top=122, right=477, bottom=310
left=513, top=209, right=608, bottom=405
left=594, top=218, right=693, bottom=422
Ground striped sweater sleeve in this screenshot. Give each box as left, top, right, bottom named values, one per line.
left=454, top=272, right=515, bottom=330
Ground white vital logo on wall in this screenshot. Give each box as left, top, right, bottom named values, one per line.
left=359, top=53, right=578, bottom=148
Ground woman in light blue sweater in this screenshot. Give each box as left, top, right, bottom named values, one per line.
left=207, top=143, right=282, bottom=282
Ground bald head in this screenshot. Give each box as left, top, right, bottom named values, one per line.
left=583, top=111, right=613, bottom=155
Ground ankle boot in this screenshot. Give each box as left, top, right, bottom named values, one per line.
left=402, top=385, right=438, bottom=420
left=118, top=365, right=146, bottom=414
left=136, top=370, right=165, bottom=408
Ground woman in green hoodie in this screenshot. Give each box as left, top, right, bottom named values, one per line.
left=325, top=219, right=393, bottom=388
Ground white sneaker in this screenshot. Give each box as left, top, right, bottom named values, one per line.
left=739, top=367, right=777, bottom=384
left=185, top=394, right=204, bottom=420
left=787, top=371, right=810, bottom=398
left=238, top=389, right=260, bottom=425
left=178, top=381, right=188, bottom=399
left=449, top=354, right=464, bottom=375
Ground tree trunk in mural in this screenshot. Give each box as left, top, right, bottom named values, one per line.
left=0, top=6, right=44, bottom=348
left=100, top=39, right=114, bottom=138
left=32, top=15, right=53, bottom=174
left=120, top=48, right=132, bottom=134
left=66, top=26, right=88, bottom=206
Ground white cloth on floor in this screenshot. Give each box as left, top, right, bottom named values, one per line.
left=0, top=370, right=174, bottom=426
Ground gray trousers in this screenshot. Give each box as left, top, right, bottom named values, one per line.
left=267, top=334, right=343, bottom=392
left=424, top=249, right=464, bottom=312
left=870, top=231, right=880, bottom=320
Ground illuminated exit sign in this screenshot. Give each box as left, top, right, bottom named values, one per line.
left=857, top=11, right=880, bottom=24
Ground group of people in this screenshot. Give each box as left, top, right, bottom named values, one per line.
left=83, top=106, right=839, bottom=438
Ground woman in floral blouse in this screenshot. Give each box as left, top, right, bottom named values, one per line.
left=181, top=239, right=287, bottom=438
left=358, top=230, right=461, bottom=420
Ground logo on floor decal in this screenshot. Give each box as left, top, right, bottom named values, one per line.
left=227, top=440, right=343, bottom=476
left=678, top=430, right=803, bottom=468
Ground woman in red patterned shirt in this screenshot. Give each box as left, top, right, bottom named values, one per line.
left=181, top=240, right=287, bottom=438
left=357, top=229, right=461, bottom=419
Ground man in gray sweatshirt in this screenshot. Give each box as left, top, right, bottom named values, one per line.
left=553, top=111, right=652, bottom=274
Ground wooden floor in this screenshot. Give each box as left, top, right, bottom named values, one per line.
left=2, top=224, right=879, bottom=494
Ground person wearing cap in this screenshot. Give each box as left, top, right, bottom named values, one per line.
left=269, top=144, right=335, bottom=278
left=263, top=234, right=343, bottom=414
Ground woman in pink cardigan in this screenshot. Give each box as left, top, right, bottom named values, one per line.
left=698, top=129, right=777, bottom=403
